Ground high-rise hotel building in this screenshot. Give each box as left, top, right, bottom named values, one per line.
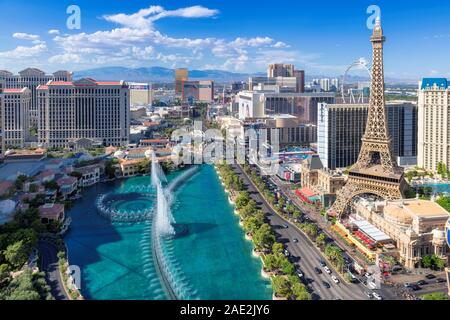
left=37, top=78, right=130, bottom=149
left=418, top=78, right=450, bottom=172
left=318, top=101, right=418, bottom=170
left=0, top=88, right=31, bottom=152
left=0, top=68, right=72, bottom=128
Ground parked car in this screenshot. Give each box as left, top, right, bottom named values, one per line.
left=297, top=270, right=304, bottom=279
left=293, top=238, right=299, bottom=243
left=322, top=281, right=331, bottom=289
left=314, top=267, right=322, bottom=274
left=425, top=274, right=436, bottom=280
left=284, top=249, right=290, bottom=257
left=417, top=280, right=428, bottom=286
left=436, top=278, right=446, bottom=284
left=319, top=260, right=326, bottom=267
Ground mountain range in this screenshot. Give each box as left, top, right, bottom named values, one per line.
left=73, top=66, right=418, bottom=85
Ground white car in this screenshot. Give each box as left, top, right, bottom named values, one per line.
left=365, top=272, right=372, bottom=278
left=323, top=266, right=332, bottom=274
left=331, top=275, right=340, bottom=284
left=372, top=292, right=383, bottom=300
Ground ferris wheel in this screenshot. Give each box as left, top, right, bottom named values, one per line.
left=341, top=58, right=372, bottom=104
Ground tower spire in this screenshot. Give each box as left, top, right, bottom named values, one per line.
left=329, top=18, right=406, bottom=218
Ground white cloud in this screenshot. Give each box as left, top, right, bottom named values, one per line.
left=13, top=32, right=40, bottom=41
left=48, top=53, right=83, bottom=64
left=25, top=5, right=306, bottom=72
left=0, top=43, right=47, bottom=59
left=103, top=5, right=218, bottom=29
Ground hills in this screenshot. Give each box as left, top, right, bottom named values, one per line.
left=73, top=66, right=418, bottom=85
left=74, top=67, right=263, bottom=83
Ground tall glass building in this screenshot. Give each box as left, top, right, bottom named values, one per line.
left=318, top=102, right=418, bottom=170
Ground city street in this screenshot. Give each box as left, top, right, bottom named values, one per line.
left=38, top=240, right=69, bottom=300
left=232, top=164, right=370, bottom=300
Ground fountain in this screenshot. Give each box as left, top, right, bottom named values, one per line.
left=152, top=152, right=176, bottom=237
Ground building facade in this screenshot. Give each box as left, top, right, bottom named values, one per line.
left=129, top=83, right=152, bottom=106
left=0, top=68, right=72, bottom=128
left=1, top=88, right=31, bottom=151
left=267, top=64, right=295, bottom=77
left=182, top=80, right=214, bottom=103
left=238, top=90, right=335, bottom=122
left=417, top=78, right=450, bottom=172
left=37, top=78, right=130, bottom=149
left=354, top=199, right=450, bottom=269
left=175, top=68, right=189, bottom=95
left=318, top=102, right=418, bottom=170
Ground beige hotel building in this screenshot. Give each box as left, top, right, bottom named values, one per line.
left=37, top=78, right=130, bottom=149
left=0, top=68, right=72, bottom=128
left=418, top=78, right=450, bottom=172
left=0, top=88, right=31, bottom=152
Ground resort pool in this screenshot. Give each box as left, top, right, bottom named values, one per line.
left=65, top=166, right=272, bottom=300
left=420, top=183, right=450, bottom=194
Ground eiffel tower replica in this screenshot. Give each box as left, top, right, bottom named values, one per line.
left=330, top=17, right=408, bottom=217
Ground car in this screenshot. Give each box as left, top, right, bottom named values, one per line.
left=364, top=272, right=372, bottom=279
left=319, top=260, right=327, bottom=267
left=417, top=280, right=428, bottom=286
left=331, top=275, right=340, bottom=284
left=314, top=267, right=322, bottom=274
left=409, top=284, right=421, bottom=291
left=297, top=270, right=304, bottom=279
left=284, top=250, right=290, bottom=257
left=364, top=291, right=373, bottom=299
left=322, top=281, right=331, bottom=289
left=293, top=238, right=299, bottom=243
left=282, top=224, right=289, bottom=229
left=425, top=274, right=436, bottom=280
left=404, top=283, right=412, bottom=288
left=372, top=292, right=383, bottom=300
left=323, top=266, right=332, bottom=274
left=436, top=278, right=446, bottom=284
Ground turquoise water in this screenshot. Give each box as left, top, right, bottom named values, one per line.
left=421, top=183, right=450, bottom=194
left=65, top=166, right=272, bottom=300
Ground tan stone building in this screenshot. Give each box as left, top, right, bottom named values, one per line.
left=300, top=155, right=346, bottom=208
left=355, top=199, right=450, bottom=269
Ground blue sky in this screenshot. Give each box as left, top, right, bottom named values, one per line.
left=0, top=0, right=449, bottom=79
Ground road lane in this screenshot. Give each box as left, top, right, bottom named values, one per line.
left=232, top=164, right=367, bottom=300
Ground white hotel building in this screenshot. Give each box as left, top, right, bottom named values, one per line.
left=0, top=88, right=31, bottom=151
left=37, top=78, right=130, bottom=149
left=0, top=68, right=72, bottom=128
left=418, top=78, right=450, bottom=172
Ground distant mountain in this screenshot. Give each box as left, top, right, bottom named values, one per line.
left=74, top=66, right=418, bottom=85
left=74, top=66, right=264, bottom=83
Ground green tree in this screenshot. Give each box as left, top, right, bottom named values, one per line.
left=253, top=224, right=275, bottom=251
left=272, top=276, right=291, bottom=298
left=316, top=233, right=326, bottom=248
left=3, top=241, right=29, bottom=269
left=292, top=282, right=311, bottom=300
left=421, top=255, right=433, bottom=269
left=235, top=192, right=250, bottom=210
